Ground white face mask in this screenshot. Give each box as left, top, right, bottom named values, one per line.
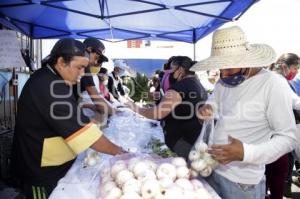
left=103, top=80, right=108, bottom=85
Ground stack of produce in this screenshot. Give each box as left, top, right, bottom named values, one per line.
left=98, top=156, right=213, bottom=199
left=188, top=142, right=218, bottom=177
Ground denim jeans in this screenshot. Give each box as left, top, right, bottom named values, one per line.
left=203, top=172, right=266, bottom=199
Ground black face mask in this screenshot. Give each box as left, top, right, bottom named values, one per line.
left=169, top=72, right=177, bottom=84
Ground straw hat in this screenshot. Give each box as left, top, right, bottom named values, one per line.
left=191, top=26, right=276, bottom=71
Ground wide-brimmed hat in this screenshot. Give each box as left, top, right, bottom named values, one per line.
left=191, top=26, right=276, bottom=71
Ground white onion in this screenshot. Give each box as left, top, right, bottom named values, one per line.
left=188, top=150, right=201, bottom=161
left=133, top=162, right=149, bottom=177
left=171, top=157, right=187, bottom=167
left=103, top=187, right=122, bottom=199
left=111, top=161, right=127, bottom=179
left=137, top=169, right=156, bottom=182
left=156, top=163, right=177, bottom=181
left=122, top=178, right=142, bottom=194
left=141, top=179, right=160, bottom=199
left=191, top=159, right=206, bottom=172
left=176, top=166, right=190, bottom=179
left=115, top=169, right=134, bottom=186
left=195, top=142, right=208, bottom=153
left=175, top=178, right=194, bottom=191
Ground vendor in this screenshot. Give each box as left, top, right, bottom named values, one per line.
left=107, top=60, right=126, bottom=100
left=74, top=37, right=115, bottom=116
left=11, top=38, right=124, bottom=199
left=126, top=56, right=207, bottom=159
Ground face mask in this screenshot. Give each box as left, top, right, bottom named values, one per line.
left=220, top=70, right=246, bottom=87
left=169, top=72, right=177, bottom=84
left=90, top=66, right=100, bottom=75
left=286, top=71, right=297, bottom=80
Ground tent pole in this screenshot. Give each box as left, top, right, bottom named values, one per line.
left=193, top=29, right=196, bottom=61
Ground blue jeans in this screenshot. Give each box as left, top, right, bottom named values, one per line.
left=203, top=172, right=266, bottom=199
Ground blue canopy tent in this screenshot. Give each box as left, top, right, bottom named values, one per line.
left=0, top=0, right=257, bottom=43
left=0, top=0, right=258, bottom=72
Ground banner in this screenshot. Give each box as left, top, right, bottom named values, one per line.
left=0, top=30, right=26, bottom=69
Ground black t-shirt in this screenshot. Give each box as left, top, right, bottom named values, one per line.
left=11, top=66, right=102, bottom=186
left=73, top=67, right=95, bottom=100
left=163, top=76, right=207, bottom=149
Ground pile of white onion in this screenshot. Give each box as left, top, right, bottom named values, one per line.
left=188, top=142, right=218, bottom=177
left=98, top=156, right=213, bottom=199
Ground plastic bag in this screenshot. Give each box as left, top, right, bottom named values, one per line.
left=188, top=119, right=218, bottom=177
left=97, top=153, right=214, bottom=199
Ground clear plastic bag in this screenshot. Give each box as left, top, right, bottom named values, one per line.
left=97, top=153, right=215, bottom=199
left=188, top=119, right=218, bottom=177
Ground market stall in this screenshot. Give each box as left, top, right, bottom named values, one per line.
left=49, top=107, right=220, bottom=199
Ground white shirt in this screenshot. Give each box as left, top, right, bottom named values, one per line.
left=81, top=75, right=100, bottom=118
left=211, top=69, right=297, bottom=184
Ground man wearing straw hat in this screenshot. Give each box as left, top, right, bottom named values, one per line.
left=194, top=26, right=297, bottom=199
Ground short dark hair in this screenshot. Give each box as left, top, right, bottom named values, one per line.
left=277, top=53, right=299, bottom=68
left=163, top=56, right=176, bottom=70
left=42, top=38, right=86, bottom=68
left=171, top=56, right=196, bottom=75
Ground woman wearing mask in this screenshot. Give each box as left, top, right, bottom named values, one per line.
left=126, top=56, right=207, bottom=159
left=268, top=53, right=300, bottom=198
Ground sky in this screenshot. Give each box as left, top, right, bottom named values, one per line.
left=42, top=0, right=300, bottom=63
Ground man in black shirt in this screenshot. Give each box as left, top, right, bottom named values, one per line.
left=11, top=39, right=123, bottom=199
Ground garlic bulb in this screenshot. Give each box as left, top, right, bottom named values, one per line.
left=171, top=157, right=187, bottom=167
left=175, top=178, right=194, bottom=191
left=111, top=161, right=127, bottom=179
left=195, top=142, right=208, bottom=153
left=156, top=163, right=177, bottom=181
left=191, top=159, right=206, bottom=172
left=115, top=169, right=134, bottom=186
left=122, top=178, right=142, bottom=194
left=141, top=179, right=160, bottom=199
left=176, top=166, right=190, bottom=179
left=188, top=150, right=201, bottom=161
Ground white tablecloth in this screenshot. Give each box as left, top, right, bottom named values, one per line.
left=49, top=108, right=220, bottom=199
